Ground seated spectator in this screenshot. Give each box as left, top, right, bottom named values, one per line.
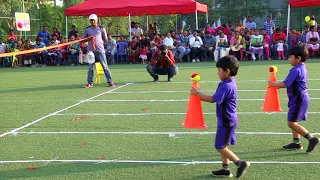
left=163, top=32, right=176, bottom=53
left=7, top=38, right=16, bottom=49
left=146, top=45, right=178, bottom=82
left=68, top=25, right=78, bottom=39
left=261, top=29, right=271, bottom=60
left=236, top=20, right=245, bottom=32
left=230, top=31, right=244, bottom=60
left=290, top=28, right=302, bottom=46
left=128, top=37, right=140, bottom=63
left=202, top=31, right=216, bottom=61
left=189, top=30, right=204, bottom=62
left=242, top=31, right=251, bottom=60
left=51, top=34, right=60, bottom=45
left=0, top=38, right=8, bottom=66
left=306, top=26, right=319, bottom=57
left=205, top=23, right=215, bottom=35
left=133, top=23, right=143, bottom=37
left=67, top=35, right=80, bottom=65
left=272, top=28, right=288, bottom=59
left=153, top=34, right=162, bottom=49
left=21, top=39, right=34, bottom=66
left=250, top=29, right=264, bottom=61
left=214, top=32, right=230, bottom=62
left=176, top=31, right=191, bottom=62
left=7, top=29, right=17, bottom=41
left=32, top=38, right=48, bottom=67
left=52, top=27, right=61, bottom=40
left=105, top=34, right=117, bottom=64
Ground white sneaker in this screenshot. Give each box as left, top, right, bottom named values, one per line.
left=192, top=59, right=196, bottom=63
left=196, top=58, right=200, bottom=62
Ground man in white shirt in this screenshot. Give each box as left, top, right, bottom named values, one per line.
left=133, top=23, right=143, bottom=37
left=0, top=38, right=8, bottom=66
left=162, top=32, right=176, bottom=54
left=189, top=30, right=204, bottom=62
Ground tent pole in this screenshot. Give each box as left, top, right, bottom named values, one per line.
left=65, top=16, right=68, bottom=41
left=286, top=4, right=290, bottom=41
left=129, top=13, right=132, bottom=41
left=146, top=15, right=149, bottom=31
left=195, top=10, right=198, bottom=30
left=206, top=11, right=208, bottom=23
left=176, top=14, right=178, bottom=32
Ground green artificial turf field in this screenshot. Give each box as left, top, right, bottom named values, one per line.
left=1, top=59, right=320, bottom=180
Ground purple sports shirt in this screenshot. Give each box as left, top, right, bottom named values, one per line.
left=212, top=78, right=238, bottom=127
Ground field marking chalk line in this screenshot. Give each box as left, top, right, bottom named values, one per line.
left=108, top=89, right=320, bottom=94
left=0, top=159, right=320, bottom=165
left=86, top=98, right=320, bottom=102
left=0, top=83, right=133, bottom=138
left=16, top=131, right=320, bottom=135
left=55, top=112, right=320, bottom=116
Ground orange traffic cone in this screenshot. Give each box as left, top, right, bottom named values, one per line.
left=262, top=66, right=283, bottom=112
left=182, top=81, right=207, bottom=129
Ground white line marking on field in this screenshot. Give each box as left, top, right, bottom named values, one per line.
left=86, top=98, right=320, bottom=102
left=0, top=83, right=133, bottom=138
left=0, top=159, right=320, bottom=164
left=146, top=79, right=320, bottom=84
left=109, top=89, right=320, bottom=94
left=15, top=131, right=320, bottom=135
left=55, top=112, right=320, bottom=116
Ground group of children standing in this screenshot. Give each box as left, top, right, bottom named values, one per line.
left=190, top=44, right=319, bottom=179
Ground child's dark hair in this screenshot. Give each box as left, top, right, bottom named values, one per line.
left=288, top=45, right=308, bottom=62
left=216, top=55, right=239, bottom=76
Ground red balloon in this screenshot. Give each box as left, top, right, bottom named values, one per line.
left=17, top=22, right=23, bottom=29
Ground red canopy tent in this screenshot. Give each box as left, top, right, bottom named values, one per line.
left=287, top=0, right=320, bottom=38
left=66, top=0, right=208, bottom=17
left=65, top=0, right=208, bottom=39
left=288, top=0, right=320, bottom=8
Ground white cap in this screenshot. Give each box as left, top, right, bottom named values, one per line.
left=89, top=14, right=98, bottom=21
left=87, top=51, right=95, bottom=64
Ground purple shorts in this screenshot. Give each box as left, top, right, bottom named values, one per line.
left=215, top=125, right=237, bottom=149
left=288, top=96, right=309, bottom=122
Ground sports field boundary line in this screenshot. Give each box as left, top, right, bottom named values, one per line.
left=15, top=131, right=320, bottom=135
left=108, top=89, right=320, bottom=94
left=55, top=112, right=320, bottom=116
left=86, top=98, right=320, bottom=102
left=0, top=83, right=133, bottom=138
left=1, top=159, right=320, bottom=164
left=132, top=79, right=320, bottom=84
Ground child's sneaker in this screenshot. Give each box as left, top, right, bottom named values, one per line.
left=211, top=169, right=233, bottom=178
left=236, top=161, right=250, bottom=179
left=306, top=137, right=319, bottom=153
left=83, top=83, right=93, bottom=88
left=283, top=143, right=303, bottom=150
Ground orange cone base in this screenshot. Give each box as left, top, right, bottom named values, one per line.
left=182, top=122, right=207, bottom=129
left=182, top=95, right=207, bottom=129
left=261, top=107, right=283, bottom=112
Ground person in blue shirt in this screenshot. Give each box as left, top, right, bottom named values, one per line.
left=37, top=25, right=51, bottom=46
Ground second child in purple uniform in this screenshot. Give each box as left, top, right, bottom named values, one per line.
left=190, top=55, right=250, bottom=179
left=268, top=45, right=319, bottom=152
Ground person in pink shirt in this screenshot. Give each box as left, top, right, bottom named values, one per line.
left=306, top=26, right=319, bottom=57
left=262, top=29, right=271, bottom=60
left=205, top=23, right=215, bottom=35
